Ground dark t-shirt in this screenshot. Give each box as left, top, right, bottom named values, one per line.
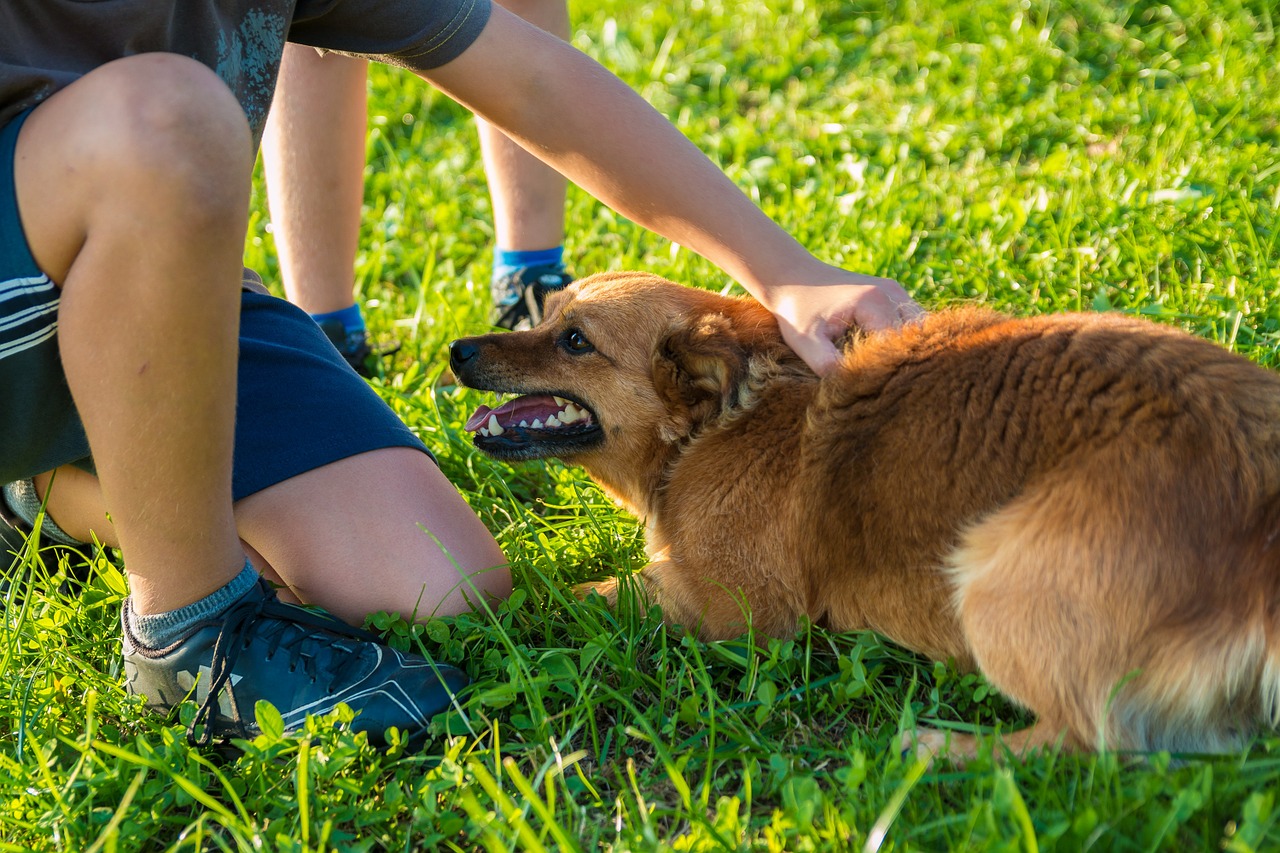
left=0, top=0, right=492, bottom=143
left=0, top=0, right=491, bottom=483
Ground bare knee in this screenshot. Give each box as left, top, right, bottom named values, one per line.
left=17, top=54, right=255, bottom=283
left=232, top=449, right=511, bottom=625
left=85, top=55, right=253, bottom=216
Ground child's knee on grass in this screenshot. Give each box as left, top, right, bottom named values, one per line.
left=230, top=447, right=511, bottom=625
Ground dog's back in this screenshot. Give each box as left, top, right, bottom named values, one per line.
left=793, top=307, right=1280, bottom=752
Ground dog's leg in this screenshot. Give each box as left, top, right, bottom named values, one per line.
left=575, top=577, right=621, bottom=607
left=943, top=483, right=1159, bottom=757
left=575, top=558, right=776, bottom=640
left=903, top=720, right=1073, bottom=766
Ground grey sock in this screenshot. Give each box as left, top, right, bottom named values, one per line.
left=125, top=560, right=259, bottom=650
left=2, top=479, right=83, bottom=547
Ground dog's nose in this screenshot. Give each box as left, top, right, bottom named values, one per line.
left=449, top=339, right=479, bottom=375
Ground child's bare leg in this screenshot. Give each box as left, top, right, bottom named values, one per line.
left=30, top=448, right=509, bottom=625
left=232, top=448, right=510, bottom=625
left=30, top=467, right=115, bottom=548
left=261, top=48, right=368, bottom=316
left=14, top=54, right=250, bottom=613
left=479, top=0, right=571, bottom=253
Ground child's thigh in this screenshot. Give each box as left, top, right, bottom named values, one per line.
left=234, top=447, right=509, bottom=625
left=229, top=291, right=509, bottom=624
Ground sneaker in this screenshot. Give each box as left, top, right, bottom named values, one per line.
left=315, top=321, right=400, bottom=378
left=122, top=578, right=468, bottom=748
left=1, top=481, right=95, bottom=592
left=490, top=265, right=574, bottom=330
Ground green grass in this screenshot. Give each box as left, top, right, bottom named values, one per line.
left=5, top=0, right=1280, bottom=849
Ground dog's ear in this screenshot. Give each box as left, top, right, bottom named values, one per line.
left=653, top=313, right=750, bottom=441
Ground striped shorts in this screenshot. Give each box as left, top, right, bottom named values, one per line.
left=0, top=110, right=88, bottom=483
left=0, top=108, right=430, bottom=496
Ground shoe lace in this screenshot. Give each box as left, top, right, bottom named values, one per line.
left=189, top=586, right=382, bottom=746
left=492, top=266, right=572, bottom=329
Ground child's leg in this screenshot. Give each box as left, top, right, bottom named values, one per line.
left=27, top=287, right=510, bottom=627
left=481, top=0, right=571, bottom=254
left=30, top=448, right=509, bottom=625
left=13, top=54, right=250, bottom=613
left=261, top=48, right=368, bottom=318
left=233, top=447, right=510, bottom=624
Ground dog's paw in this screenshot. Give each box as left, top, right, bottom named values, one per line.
left=900, top=728, right=940, bottom=765
left=901, top=727, right=977, bottom=767
left=573, top=578, right=619, bottom=606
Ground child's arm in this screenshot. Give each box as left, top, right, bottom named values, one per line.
left=421, top=6, right=920, bottom=374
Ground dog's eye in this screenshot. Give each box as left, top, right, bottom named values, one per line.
left=560, top=328, right=595, bottom=354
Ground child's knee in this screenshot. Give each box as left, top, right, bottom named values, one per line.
left=81, top=55, right=253, bottom=209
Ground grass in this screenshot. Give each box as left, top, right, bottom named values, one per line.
left=4, top=0, right=1280, bottom=849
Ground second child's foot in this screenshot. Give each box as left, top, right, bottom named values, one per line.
left=1, top=479, right=96, bottom=593
left=122, top=578, right=467, bottom=748
left=490, top=265, right=574, bottom=331
left=315, top=321, right=400, bottom=378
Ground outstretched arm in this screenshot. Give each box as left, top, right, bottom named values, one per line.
left=420, top=6, right=921, bottom=374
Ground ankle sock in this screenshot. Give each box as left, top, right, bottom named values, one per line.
left=2, top=479, right=83, bottom=547
left=126, top=560, right=259, bottom=650
left=493, top=246, right=565, bottom=282
left=310, top=303, right=365, bottom=338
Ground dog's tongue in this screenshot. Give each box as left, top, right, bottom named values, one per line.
left=464, top=395, right=566, bottom=432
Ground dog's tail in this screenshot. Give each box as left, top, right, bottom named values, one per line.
left=1240, top=489, right=1280, bottom=733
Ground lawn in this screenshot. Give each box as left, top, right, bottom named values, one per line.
left=3, top=0, right=1280, bottom=849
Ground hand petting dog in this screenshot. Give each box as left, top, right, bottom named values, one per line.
left=760, top=266, right=922, bottom=376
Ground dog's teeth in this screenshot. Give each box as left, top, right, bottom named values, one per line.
left=519, top=420, right=529, bottom=428
left=531, top=419, right=543, bottom=429
left=480, top=428, right=490, bottom=437
left=546, top=415, right=561, bottom=428
left=561, top=403, right=580, bottom=423
left=487, top=414, right=505, bottom=436
left=553, top=396, right=568, bottom=406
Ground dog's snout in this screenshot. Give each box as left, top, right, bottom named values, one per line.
left=449, top=339, right=479, bottom=375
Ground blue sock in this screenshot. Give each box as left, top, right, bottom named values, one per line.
left=309, top=303, right=365, bottom=338
left=492, top=246, right=564, bottom=282
left=125, top=560, right=259, bottom=650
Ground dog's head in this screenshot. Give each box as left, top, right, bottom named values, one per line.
left=449, top=271, right=806, bottom=509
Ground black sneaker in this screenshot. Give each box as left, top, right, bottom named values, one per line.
left=316, top=321, right=401, bottom=378
left=490, top=265, right=574, bottom=330
left=122, top=578, right=468, bottom=748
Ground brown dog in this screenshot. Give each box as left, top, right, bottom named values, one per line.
left=449, top=270, right=1280, bottom=760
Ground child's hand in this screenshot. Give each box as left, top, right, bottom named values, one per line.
left=764, top=273, right=923, bottom=376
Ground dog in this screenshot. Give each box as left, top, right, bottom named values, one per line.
left=449, top=270, right=1280, bottom=761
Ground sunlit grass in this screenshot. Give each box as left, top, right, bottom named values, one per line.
left=4, top=0, right=1279, bottom=849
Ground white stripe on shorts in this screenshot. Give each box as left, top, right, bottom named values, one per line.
left=0, top=274, right=58, bottom=360
left=0, top=274, right=55, bottom=304
left=0, top=322, right=57, bottom=360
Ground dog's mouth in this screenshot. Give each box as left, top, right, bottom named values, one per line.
left=463, top=393, right=603, bottom=460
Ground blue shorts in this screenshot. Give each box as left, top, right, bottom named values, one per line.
left=0, top=109, right=430, bottom=500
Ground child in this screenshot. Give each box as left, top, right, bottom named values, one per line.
left=262, top=0, right=575, bottom=374
left=0, top=0, right=917, bottom=746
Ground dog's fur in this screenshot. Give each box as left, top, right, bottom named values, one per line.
left=450, top=270, right=1280, bottom=760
